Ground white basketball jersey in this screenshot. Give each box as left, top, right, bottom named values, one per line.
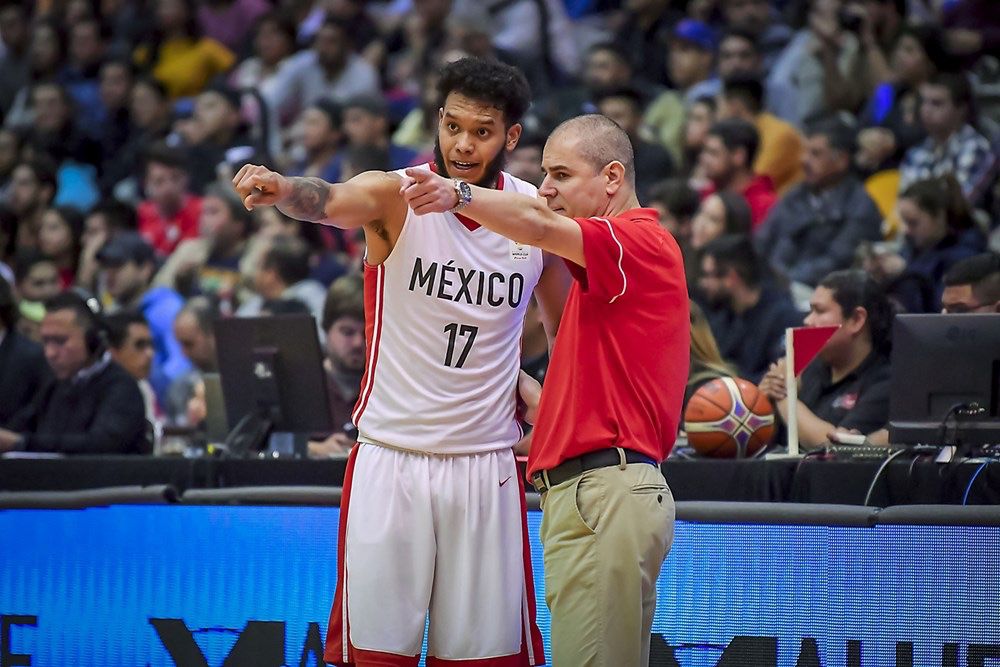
left=353, top=166, right=543, bottom=454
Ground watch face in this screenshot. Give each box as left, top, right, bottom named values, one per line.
left=458, top=180, right=472, bottom=205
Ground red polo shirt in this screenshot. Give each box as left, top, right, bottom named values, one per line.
left=526, top=208, right=690, bottom=477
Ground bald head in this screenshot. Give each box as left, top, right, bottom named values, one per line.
left=539, top=114, right=641, bottom=219
left=549, top=114, right=635, bottom=186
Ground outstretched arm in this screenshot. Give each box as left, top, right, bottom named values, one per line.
left=233, top=165, right=406, bottom=231
left=399, top=168, right=585, bottom=267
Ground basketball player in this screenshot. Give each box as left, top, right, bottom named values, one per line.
left=400, top=114, right=689, bottom=666
left=233, top=58, right=564, bottom=666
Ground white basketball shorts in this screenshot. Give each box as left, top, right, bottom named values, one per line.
left=324, top=442, right=546, bottom=666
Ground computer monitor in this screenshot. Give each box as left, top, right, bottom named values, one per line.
left=214, top=315, right=333, bottom=455
left=889, top=314, right=1000, bottom=448
left=201, top=373, right=229, bottom=444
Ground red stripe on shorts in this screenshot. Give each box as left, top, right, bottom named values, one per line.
left=324, top=445, right=359, bottom=666
left=516, top=469, right=547, bottom=666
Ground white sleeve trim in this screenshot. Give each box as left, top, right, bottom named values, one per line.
left=593, top=217, right=627, bottom=303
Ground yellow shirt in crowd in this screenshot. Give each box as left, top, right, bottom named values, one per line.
left=754, top=112, right=804, bottom=195
left=135, top=37, right=236, bottom=100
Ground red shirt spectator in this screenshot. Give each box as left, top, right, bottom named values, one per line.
left=57, top=267, right=74, bottom=290
left=138, top=195, right=201, bottom=256
left=527, top=209, right=690, bottom=477
left=700, top=118, right=777, bottom=230
left=702, top=173, right=777, bottom=229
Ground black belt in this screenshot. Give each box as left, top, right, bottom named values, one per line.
left=531, top=448, right=657, bottom=493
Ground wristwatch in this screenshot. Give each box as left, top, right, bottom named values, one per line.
left=450, top=179, right=473, bottom=212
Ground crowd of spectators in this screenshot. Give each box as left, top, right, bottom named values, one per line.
left=0, top=0, right=997, bottom=455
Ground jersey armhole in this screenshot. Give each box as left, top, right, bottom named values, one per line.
left=362, top=188, right=412, bottom=267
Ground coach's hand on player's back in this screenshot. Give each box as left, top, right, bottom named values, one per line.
left=233, top=164, right=292, bottom=211
left=399, top=168, right=458, bottom=215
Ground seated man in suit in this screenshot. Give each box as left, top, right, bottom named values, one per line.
left=0, top=292, right=148, bottom=454
left=0, top=276, right=50, bottom=426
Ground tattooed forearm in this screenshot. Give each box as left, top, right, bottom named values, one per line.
left=276, top=177, right=331, bottom=222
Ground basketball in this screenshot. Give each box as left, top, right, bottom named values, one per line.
left=684, top=376, right=775, bottom=458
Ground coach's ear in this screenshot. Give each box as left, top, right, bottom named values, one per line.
left=603, top=160, right=626, bottom=196
left=505, top=123, right=522, bottom=152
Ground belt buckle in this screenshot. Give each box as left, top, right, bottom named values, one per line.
left=530, top=472, right=547, bottom=493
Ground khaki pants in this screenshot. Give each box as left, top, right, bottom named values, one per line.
left=540, top=460, right=674, bottom=667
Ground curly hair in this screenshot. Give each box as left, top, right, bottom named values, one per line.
left=437, top=57, right=531, bottom=128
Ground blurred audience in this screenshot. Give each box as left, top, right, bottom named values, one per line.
left=864, top=175, right=986, bottom=312
left=105, top=309, right=160, bottom=424
left=167, top=296, right=218, bottom=426
left=341, top=94, right=417, bottom=170
left=308, top=273, right=364, bottom=459
left=757, top=117, right=882, bottom=301
left=685, top=300, right=736, bottom=413
left=596, top=86, right=675, bottom=202
left=699, top=118, right=777, bottom=228
left=0, top=275, right=50, bottom=427
left=940, top=251, right=1000, bottom=315
left=97, top=232, right=190, bottom=401
left=137, top=143, right=202, bottom=256
left=239, top=236, right=326, bottom=331
left=0, top=0, right=995, bottom=457
left=719, top=74, right=803, bottom=193
left=266, top=16, right=379, bottom=127
left=133, top=0, right=236, bottom=100
left=691, top=191, right=752, bottom=251
left=698, top=234, right=802, bottom=381
left=898, top=72, right=996, bottom=207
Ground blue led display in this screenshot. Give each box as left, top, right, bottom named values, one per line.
left=1, top=506, right=998, bottom=666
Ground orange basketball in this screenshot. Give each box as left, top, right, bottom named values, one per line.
left=684, top=376, right=775, bottom=458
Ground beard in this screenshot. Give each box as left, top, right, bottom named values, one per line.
left=433, top=137, right=506, bottom=188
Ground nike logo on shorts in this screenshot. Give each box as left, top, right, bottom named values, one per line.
left=499, top=476, right=511, bottom=487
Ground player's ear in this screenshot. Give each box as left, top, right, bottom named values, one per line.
left=604, top=160, right=626, bottom=195
left=505, top=123, right=522, bottom=152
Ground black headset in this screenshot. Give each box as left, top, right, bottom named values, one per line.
left=66, top=289, right=106, bottom=356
